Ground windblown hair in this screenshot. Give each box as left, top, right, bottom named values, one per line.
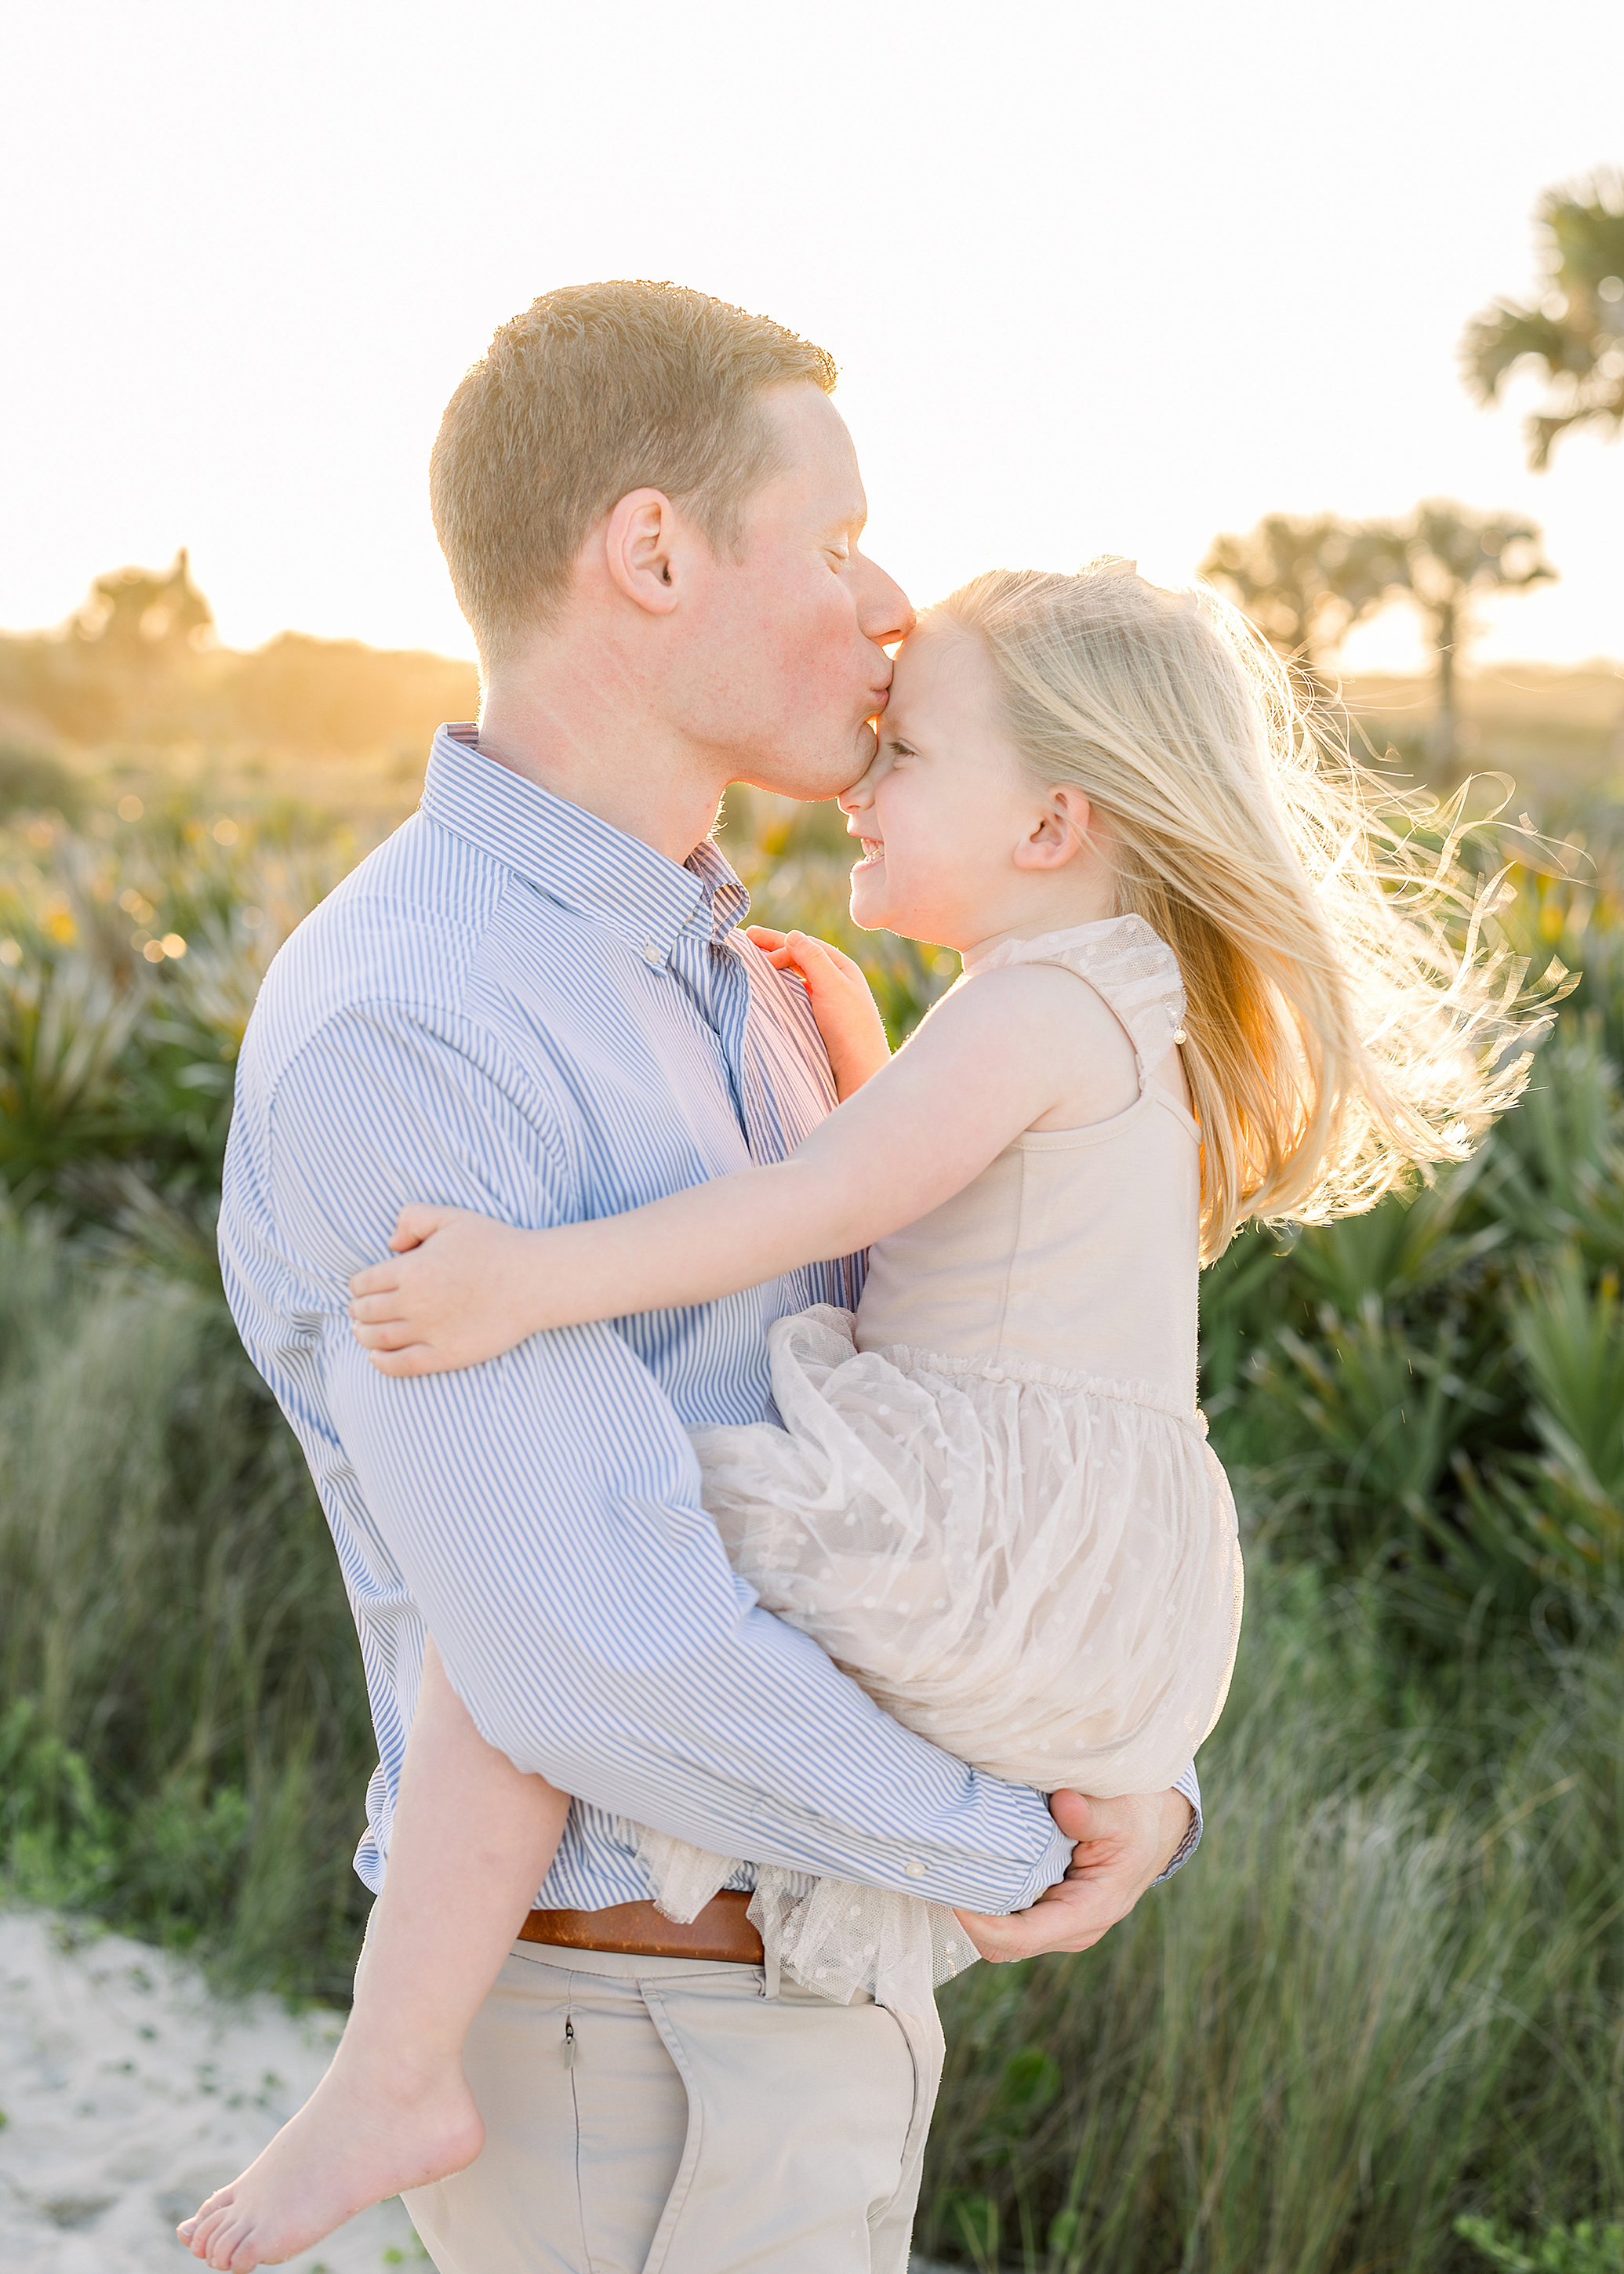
left=937, top=563, right=1536, bottom=1261
left=431, top=281, right=837, bottom=665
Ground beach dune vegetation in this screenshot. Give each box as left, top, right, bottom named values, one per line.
left=1, top=612, right=1621, bottom=2267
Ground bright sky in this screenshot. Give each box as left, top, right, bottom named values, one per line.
left=4, top=0, right=1621, bottom=674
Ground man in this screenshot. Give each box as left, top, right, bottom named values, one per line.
left=220, top=281, right=1200, bottom=2272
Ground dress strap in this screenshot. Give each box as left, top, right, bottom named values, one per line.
left=963, top=914, right=1187, bottom=1088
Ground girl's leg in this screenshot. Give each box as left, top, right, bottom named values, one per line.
left=179, top=1640, right=569, bottom=2273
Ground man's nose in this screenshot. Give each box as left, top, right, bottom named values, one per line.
left=856, top=554, right=917, bottom=648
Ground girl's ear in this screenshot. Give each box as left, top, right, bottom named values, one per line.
left=1013, top=786, right=1093, bottom=871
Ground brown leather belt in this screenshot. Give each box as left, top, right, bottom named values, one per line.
left=518, top=1890, right=763, bottom=1965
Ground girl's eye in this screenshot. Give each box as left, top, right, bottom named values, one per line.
left=886, top=739, right=917, bottom=760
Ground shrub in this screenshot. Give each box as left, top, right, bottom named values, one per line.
left=0, top=741, right=80, bottom=823
left=1, top=810, right=347, bottom=1242
left=1201, top=1023, right=1624, bottom=1640
left=1456, top=2215, right=1624, bottom=2272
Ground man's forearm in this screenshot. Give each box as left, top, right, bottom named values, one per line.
left=256, top=993, right=1076, bottom=1916
left=328, top=1328, right=1074, bottom=1913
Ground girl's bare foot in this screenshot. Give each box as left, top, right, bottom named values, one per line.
left=175, top=2048, right=483, bottom=2270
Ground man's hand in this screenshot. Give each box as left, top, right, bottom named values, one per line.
left=745, top=926, right=892, bottom=1100
left=953, top=1787, right=1193, bottom=1963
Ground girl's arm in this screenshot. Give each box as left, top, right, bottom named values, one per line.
left=349, top=961, right=1070, bottom=1376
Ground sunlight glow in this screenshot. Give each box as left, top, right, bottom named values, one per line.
left=2, top=1, right=1619, bottom=672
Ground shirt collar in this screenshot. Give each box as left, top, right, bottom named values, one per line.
left=420, top=724, right=749, bottom=968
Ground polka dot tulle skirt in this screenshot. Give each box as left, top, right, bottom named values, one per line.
left=635, top=1304, right=1243, bottom=2016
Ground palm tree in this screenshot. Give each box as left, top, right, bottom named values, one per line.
left=1197, top=514, right=1397, bottom=687
left=1204, top=506, right=1555, bottom=776
left=1462, top=173, right=1624, bottom=468
left=1375, top=504, right=1557, bottom=770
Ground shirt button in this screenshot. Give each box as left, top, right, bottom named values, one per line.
left=904, top=1860, right=927, bottom=1880
left=642, top=940, right=663, bottom=967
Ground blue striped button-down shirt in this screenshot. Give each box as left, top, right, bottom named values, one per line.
left=221, top=723, right=1197, bottom=1916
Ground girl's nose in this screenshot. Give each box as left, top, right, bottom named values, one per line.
left=839, top=757, right=880, bottom=816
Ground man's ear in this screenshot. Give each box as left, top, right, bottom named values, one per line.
left=603, top=488, right=684, bottom=616
left=1013, top=786, right=1093, bottom=872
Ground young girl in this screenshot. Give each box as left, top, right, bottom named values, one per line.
left=181, top=561, right=1528, bottom=2272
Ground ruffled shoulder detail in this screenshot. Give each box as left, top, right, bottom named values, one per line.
left=964, top=914, right=1186, bottom=1084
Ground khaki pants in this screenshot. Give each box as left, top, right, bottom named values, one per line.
left=401, top=1940, right=945, bottom=2274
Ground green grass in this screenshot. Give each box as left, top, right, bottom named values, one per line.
left=917, top=1564, right=1623, bottom=2272
left=0, top=1214, right=376, bottom=1999
left=1339, top=663, right=1622, bottom=804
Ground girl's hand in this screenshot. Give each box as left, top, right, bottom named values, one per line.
left=348, top=1204, right=550, bottom=1375
left=746, top=926, right=891, bottom=1099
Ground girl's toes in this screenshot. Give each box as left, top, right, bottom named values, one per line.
left=191, top=2213, right=231, bottom=2265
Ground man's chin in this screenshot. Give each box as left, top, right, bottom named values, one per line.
left=742, top=732, right=876, bottom=806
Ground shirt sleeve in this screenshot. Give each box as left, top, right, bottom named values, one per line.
left=1154, top=1760, right=1203, bottom=1880
left=253, top=999, right=1075, bottom=1916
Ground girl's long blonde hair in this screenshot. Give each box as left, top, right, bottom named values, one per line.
left=939, top=561, right=1537, bottom=1262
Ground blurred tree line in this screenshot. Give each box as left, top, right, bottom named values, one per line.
left=3, top=170, right=1616, bottom=820
left=0, top=550, right=478, bottom=778
left=1200, top=504, right=1555, bottom=770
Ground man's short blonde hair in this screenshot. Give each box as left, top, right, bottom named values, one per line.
left=431, top=281, right=837, bottom=664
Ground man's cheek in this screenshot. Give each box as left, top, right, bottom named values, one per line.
left=794, top=589, right=870, bottom=698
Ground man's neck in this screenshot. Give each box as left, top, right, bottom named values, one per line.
left=478, top=658, right=725, bottom=866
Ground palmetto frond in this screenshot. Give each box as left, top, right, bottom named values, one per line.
left=1462, top=173, right=1624, bottom=467
left=1526, top=387, right=1624, bottom=471
left=1404, top=503, right=1557, bottom=605
left=1462, top=303, right=1593, bottom=401
left=1197, top=514, right=1398, bottom=676
left=1543, top=169, right=1624, bottom=292
left=0, top=954, right=148, bottom=1177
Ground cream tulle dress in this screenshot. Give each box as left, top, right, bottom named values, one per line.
left=636, top=916, right=1244, bottom=2016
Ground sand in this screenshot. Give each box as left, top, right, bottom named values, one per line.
left=0, top=1908, right=959, bottom=2271
left=0, top=1911, right=418, bottom=2274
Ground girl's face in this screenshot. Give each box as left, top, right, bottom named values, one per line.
left=840, top=616, right=1096, bottom=952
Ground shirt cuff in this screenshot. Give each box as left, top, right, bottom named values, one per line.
left=1153, top=1760, right=1203, bottom=1883
left=1013, top=1814, right=1080, bottom=1907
